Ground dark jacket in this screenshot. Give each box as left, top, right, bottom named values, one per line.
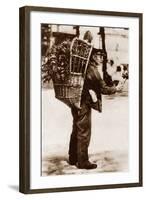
left=82, top=63, right=116, bottom=112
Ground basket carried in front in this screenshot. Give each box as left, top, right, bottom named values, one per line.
left=48, top=37, right=93, bottom=109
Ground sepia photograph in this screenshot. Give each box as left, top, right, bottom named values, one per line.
left=19, top=6, right=142, bottom=193
left=41, top=24, right=129, bottom=176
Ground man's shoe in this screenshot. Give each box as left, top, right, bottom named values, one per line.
left=77, top=161, right=97, bottom=169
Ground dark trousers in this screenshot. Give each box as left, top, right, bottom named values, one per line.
left=69, top=102, right=91, bottom=164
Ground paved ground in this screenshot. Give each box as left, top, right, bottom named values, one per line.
left=42, top=81, right=129, bottom=176
left=42, top=150, right=128, bottom=176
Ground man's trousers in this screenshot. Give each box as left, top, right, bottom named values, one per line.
left=69, top=102, right=92, bottom=164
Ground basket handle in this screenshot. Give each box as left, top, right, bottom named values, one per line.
left=69, top=37, right=93, bottom=76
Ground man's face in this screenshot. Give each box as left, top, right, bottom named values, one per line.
left=92, top=54, right=103, bottom=65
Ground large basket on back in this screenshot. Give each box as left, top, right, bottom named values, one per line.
left=53, top=37, right=93, bottom=109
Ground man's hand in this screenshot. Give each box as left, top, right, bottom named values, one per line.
left=116, top=82, right=124, bottom=92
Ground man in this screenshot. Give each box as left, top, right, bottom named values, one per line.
left=68, top=51, right=122, bottom=169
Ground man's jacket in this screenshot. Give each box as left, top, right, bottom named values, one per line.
left=82, top=63, right=116, bottom=112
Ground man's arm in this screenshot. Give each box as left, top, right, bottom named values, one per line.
left=86, top=64, right=123, bottom=95
left=99, top=79, right=116, bottom=95
left=89, top=65, right=117, bottom=95
left=99, top=73, right=125, bottom=94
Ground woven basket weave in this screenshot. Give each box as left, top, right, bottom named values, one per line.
left=53, top=37, right=93, bottom=109
left=54, top=74, right=84, bottom=108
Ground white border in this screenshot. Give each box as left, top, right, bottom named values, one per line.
left=30, top=11, right=139, bottom=189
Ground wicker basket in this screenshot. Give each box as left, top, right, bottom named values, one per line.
left=53, top=37, right=93, bottom=109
